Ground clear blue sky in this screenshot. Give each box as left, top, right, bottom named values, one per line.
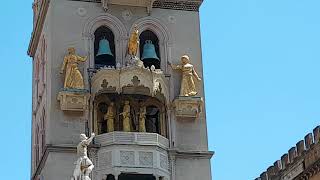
left=1, top=0, right=320, bottom=180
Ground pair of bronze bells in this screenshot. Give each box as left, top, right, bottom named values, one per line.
left=96, top=38, right=160, bottom=61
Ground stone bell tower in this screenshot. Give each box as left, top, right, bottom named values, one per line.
left=29, top=0, right=213, bottom=180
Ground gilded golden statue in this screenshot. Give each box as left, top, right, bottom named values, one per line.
left=128, top=25, right=139, bottom=57
left=170, top=55, right=201, bottom=96
left=139, top=106, right=146, bottom=132
left=121, top=101, right=131, bottom=132
left=104, top=102, right=115, bottom=133
left=60, top=47, right=87, bottom=89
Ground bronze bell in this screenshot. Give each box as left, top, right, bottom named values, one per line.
left=141, top=40, right=160, bottom=68
left=95, top=38, right=115, bottom=67
left=96, top=38, right=113, bottom=57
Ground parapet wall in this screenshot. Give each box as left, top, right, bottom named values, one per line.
left=255, top=125, right=320, bottom=180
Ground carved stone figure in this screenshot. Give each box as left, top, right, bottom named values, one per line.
left=104, top=102, right=115, bottom=133
left=170, top=55, right=201, bottom=96
left=121, top=101, right=131, bottom=132
left=128, top=25, right=139, bottom=58
left=72, top=133, right=95, bottom=180
left=139, top=106, right=147, bottom=132
left=60, top=47, right=87, bottom=89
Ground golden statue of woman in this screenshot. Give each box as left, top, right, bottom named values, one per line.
left=104, top=102, right=115, bottom=133
left=121, top=101, right=131, bottom=132
left=170, top=55, right=202, bottom=96
left=128, top=25, right=139, bottom=57
left=139, top=106, right=146, bottom=132
left=60, top=47, right=87, bottom=89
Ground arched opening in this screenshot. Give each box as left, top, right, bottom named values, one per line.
left=93, top=94, right=167, bottom=137
left=106, top=174, right=115, bottom=180
left=94, top=26, right=116, bottom=68
left=139, top=30, right=160, bottom=69
left=145, top=105, right=160, bottom=133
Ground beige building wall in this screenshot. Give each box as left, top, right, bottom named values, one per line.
left=30, top=1, right=212, bottom=180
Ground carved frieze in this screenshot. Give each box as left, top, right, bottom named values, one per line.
left=91, top=66, right=169, bottom=103
left=173, top=96, right=203, bottom=119
left=101, top=0, right=155, bottom=14
left=57, top=90, right=90, bottom=112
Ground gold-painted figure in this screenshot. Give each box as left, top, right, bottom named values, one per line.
left=128, top=25, right=139, bottom=58
left=60, top=47, right=87, bottom=89
left=139, top=106, right=147, bottom=132
left=121, top=101, right=131, bottom=132
left=104, top=102, right=115, bottom=133
left=171, top=55, right=202, bottom=96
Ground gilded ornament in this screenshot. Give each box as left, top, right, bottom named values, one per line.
left=60, top=47, right=87, bottom=89
left=104, top=102, right=115, bottom=133
left=170, top=55, right=201, bottom=96
left=128, top=25, right=139, bottom=58
left=121, top=101, right=131, bottom=132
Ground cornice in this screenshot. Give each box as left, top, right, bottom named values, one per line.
left=28, top=0, right=50, bottom=58
left=169, top=149, right=214, bottom=159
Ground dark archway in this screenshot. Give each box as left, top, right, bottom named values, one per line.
left=94, top=26, right=116, bottom=68
left=139, top=30, right=160, bottom=69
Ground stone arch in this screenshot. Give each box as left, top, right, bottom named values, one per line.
left=132, top=17, right=173, bottom=72
left=83, top=14, right=128, bottom=67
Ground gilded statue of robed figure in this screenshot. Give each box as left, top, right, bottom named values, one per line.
left=128, top=25, right=139, bottom=58
left=60, top=47, right=87, bottom=89
left=104, top=102, right=115, bottom=133
left=171, top=55, right=201, bottom=96
left=121, top=101, right=131, bottom=132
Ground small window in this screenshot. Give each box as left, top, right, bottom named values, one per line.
left=94, top=26, right=116, bottom=68
left=139, top=30, right=160, bottom=69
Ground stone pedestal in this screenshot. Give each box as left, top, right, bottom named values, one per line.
left=57, top=89, right=90, bottom=112
left=173, top=96, right=203, bottom=119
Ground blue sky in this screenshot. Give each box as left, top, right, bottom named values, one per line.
left=1, top=0, right=320, bottom=180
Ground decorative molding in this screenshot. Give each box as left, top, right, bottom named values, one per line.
left=169, top=149, right=215, bottom=159
left=72, top=0, right=203, bottom=12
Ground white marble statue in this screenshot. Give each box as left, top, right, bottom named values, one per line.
left=71, top=133, right=95, bottom=180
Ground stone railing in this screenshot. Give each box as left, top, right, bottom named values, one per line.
left=255, top=125, right=320, bottom=180
left=94, top=131, right=169, bottom=149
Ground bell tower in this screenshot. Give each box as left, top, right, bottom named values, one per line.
left=29, top=0, right=213, bottom=180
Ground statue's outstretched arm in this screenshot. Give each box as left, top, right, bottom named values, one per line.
left=77, top=55, right=87, bottom=62
left=85, top=133, right=95, bottom=145
left=170, top=63, right=182, bottom=70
